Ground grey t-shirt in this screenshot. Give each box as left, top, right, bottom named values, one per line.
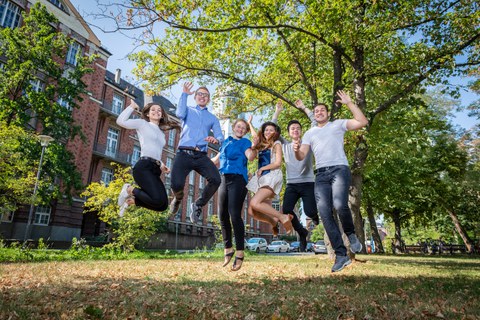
left=302, top=119, right=349, bottom=169
left=273, top=112, right=315, bottom=184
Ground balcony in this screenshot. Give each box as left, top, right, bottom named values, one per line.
left=92, top=142, right=132, bottom=166
left=99, top=101, right=122, bottom=117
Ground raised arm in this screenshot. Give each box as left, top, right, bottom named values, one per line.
left=295, top=99, right=317, bottom=128
left=245, top=137, right=258, bottom=161
left=247, top=114, right=257, bottom=138
left=116, top=100, right=141, bottom=129
left=176, top=82, right=195, bottom=120
left=271, top=101, right=287, bottom=144
left=336, top=90, right=368, bottom=131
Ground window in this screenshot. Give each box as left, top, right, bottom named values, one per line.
left=1, top=210, right=14, bottom=222
left=187, top=195, right=193, bottom=218
left=57, top=97, right=72, bottom=111
left=112, top=92, right=124, bottom=115
left=34, top=206, right=51, bottom=225
left=66, top=42, right=81, bottom=66
left=106, top=128, right=119, bottom=157
left=165, top=157, right=173, bottom=195
left=48, top=0, right=66, bottom=11
left=189, top=171, right=195, bottom=185
left=210, top=151, right=217, bottom=159
left=168, top=129, right=176, bottom=147
left=272, top=201, right=280, bottom=212
left=30, top=79, right=43, bottom=93
left=0, top=0, right=22, bottom=29
left=207, top=200, right=213, bottom=220
left=199, top=177, right=205, bottom=189
left=101, top=167, right=114, bottom=185
left=131, top=145, right=141, bottom=165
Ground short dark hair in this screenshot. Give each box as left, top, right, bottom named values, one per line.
left=315, top=103, right=329, bottom=113
left=287, top=120, right=302, bottom=131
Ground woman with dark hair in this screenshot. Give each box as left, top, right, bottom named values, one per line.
left=246, top=120, right=293, bottom=235
left=211, top=118, right=257, bottom=271
left=116, top=100, right=180, bottom=216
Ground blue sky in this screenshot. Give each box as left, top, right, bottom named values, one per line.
left=70, top=0, right=478, bottom=130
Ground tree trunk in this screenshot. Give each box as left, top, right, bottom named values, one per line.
left=445, top=207, right=474, bottom=253
left=366, top=200, right=384, bottom=253
left=391, top=209, right=403, bottom=254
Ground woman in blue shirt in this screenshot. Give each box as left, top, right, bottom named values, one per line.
left=212, top=119, right=256, bottom=271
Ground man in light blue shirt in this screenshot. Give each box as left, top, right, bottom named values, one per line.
left=169, top=82, right=224, bottom=224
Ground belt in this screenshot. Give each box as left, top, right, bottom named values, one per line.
left=314, top=166, right=335, bottom=175
left=179, top=146, right=207, bottom=155
left=140, top=156, right=161, bottom=166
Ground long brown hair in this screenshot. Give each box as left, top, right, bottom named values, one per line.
left=142, top=103, right=181, bottom=131
left=253, top=121, right=281, bottom=151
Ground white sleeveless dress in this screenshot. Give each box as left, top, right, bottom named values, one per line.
left=246, top=140, right=283, bottom=196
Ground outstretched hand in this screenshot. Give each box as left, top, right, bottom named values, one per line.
left=130, top=100, right=140, bottom=111
left=247, top=114, right=253, bottom=124
left=275, top=100, right=283, bottom=113
left=335, top=90, right=353, bottom=105
left=161, top=164, right=170, bottom=174
left=183, top=82, right=195, bottom=95
left=294, top=99, right=306, bottom=110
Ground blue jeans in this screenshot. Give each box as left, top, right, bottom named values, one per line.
left=314, top=165, right=355, bottom=256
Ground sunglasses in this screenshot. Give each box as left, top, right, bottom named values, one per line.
left=196, top=92, right=210, bottom=98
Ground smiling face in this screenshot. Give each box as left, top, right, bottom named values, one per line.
left=288, top=123, right=302, bottom=140
left=146, top=104, right=163, bottom=122
left=232, top=119, right=248, bottom=138
left=194, top=87, right=210, bottom=107
left=263, top=125, right=277, bottom=141
left=314, top=104, right=329, bottom=124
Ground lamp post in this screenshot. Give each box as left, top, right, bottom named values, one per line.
left=24, top=135, right=54, bottom=241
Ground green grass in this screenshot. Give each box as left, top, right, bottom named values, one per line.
left=1, top=254, right=479, bottom=319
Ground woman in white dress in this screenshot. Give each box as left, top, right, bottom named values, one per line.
left=246, top=120, right=293, bottom=235
left=116, top=100, right=180, bottom=216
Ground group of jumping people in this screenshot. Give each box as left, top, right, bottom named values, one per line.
left=116, top=82, right=368, bottom=273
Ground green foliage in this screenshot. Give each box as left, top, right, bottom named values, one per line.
left=309, top=223, right=326, bottom=243
left=81, top=164, right=168, bottom=251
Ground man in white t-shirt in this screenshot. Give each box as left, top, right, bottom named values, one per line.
left=293, top=90, right=368, bottom=272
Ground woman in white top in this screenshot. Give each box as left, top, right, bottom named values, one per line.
left=116, top=101, right=180, bottom=216
left=246, top=120, right=293, bottom=235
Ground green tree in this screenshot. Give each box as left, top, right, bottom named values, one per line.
left=98, top=0, right=479, bottom=251
left=81, top=164, right=168, bottom=251
left=0, top=3, right=95, bottom=204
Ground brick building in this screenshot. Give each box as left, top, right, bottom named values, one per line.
left=0, top=0, right=285, bottom=248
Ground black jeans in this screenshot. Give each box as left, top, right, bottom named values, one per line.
left=282, top=182, right=319, bottom=233
left=170, top=150, right=221, bottom=207
left=218, top=174, right=247, bottom=250
left=132, top=159, right=168, bottom=212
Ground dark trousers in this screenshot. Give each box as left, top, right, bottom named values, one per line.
left=282, top=182, right=318, bottom=234
left=132, top=159, right=168, bottom=212
left=218, top=174, right=247, bottom=251
left=170, top=150, right=221, bottom=207
left=314, top=165, right=355, bottom=256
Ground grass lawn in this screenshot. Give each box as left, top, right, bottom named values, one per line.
left=1, top=253, right=479, bottom=319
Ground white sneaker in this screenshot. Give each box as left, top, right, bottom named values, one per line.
left=117, top=183, right=131, bottom=206
left=119, top=202, right=129, bottom=217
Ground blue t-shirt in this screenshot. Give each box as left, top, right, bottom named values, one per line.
left=219, top=136, right=252, bottom=183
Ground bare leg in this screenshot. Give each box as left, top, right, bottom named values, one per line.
left=250, top=188, right=293, bottom=233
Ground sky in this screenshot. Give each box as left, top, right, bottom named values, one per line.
left=70, top=0, right=478, bottom=130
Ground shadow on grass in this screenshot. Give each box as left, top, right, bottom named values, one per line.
left=1, top=257, right=479, bottom=320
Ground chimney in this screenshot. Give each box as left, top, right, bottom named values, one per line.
left=114, top=68, right=121, bottom=84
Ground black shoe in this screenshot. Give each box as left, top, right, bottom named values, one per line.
left=299, top=229, right=308, bottom=252
left=169, top=197, right=181, bottom=216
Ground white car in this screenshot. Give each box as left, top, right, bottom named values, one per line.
left=266, top=240, right=290, bottom=253
left=246, top=238, right=268, bottom=253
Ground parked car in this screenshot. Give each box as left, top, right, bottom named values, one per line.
left=266, top=240, right=290, bottom=253
left=290, top=241, right=301, bottom=252
left=246, top=238, right=268, bottom=253
left=313, top=240, right=327, bottom=254
left=306, top=242, right=314, bottom=252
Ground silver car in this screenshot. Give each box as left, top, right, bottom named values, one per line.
left=313, top=240, right=327, bottom=254
left=246, top=238, right=268, bottom=253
